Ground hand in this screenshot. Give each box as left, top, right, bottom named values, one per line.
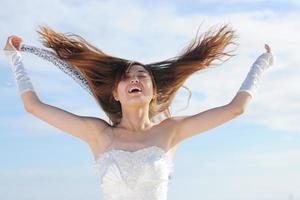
left=264, top=44, right=271, bottom=53
left=3, top=35, right=23, bottom=51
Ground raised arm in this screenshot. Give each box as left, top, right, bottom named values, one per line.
left=169, top=94, right=244, bottom=147
left=169, top=44, right=274, bottom=147
left=3, top=35, right=111, bottom=150
left=23, top=91, right=110, bottom=146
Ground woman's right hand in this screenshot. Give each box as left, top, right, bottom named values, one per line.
left=3, top=35, right=23, bottom=51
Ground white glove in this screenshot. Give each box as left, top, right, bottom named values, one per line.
left=238, top=49, right=274, bottom=98
left=3, top=38, right=35, bottom=95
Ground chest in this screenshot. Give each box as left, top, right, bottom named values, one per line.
left=91, top=119, right=177, bottom=161
left=95, top=146, right=174, bottom=190
left=108, top=124, right=174, bottom=152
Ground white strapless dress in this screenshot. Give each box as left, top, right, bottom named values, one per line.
left=94, top=145, right=174, bottom=200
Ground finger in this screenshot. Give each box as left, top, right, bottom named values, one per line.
left=8, top=37, right=16, bottom=44
left=9, top=36, right=19, bottom=42
left=8, top=40, right=18, bottom=50
left=12, top=38, right=20, bottom=43
left=9, top=35, right=18, bottom=40
left=264, top=44, right=271, bottom=52
left=14, top=37, right=23, bottom=44
left=12, top=37, right=20, bottom=42
left=16, top=41, right=22, bottom=48
left=13, top=37, right=21, bottom=41
left=267, top=46, right=271, bottom=53
left=12, top=41, right=20, bottom=49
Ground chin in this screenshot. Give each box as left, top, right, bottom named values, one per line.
left=125, top=98, right=151, bottom=107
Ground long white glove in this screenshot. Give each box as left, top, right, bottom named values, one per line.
left=3, top=38, right=35, bottom=95
left=238, top=51, right=274, bottom=98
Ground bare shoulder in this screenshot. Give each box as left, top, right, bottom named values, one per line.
left=155, top=117, right=177, bottom=132
left=84, top=116, right=110, bottom=134
left=161, top=115, right=188, bottom=130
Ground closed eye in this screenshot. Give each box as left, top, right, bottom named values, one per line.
left=124, top=73, right=149, bottom=79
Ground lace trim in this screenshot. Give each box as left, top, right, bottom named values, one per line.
left=94, top=145, right=174, bottom=181
left=20, top=44, right=92, bottom=96
left=95, top=145, right=166, bottom=163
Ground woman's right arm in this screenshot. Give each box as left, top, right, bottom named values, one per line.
left=23, top=91, right=110, bottom=147
left=4, top=36, right=111, bottom=148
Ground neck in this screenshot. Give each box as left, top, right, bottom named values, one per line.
left=117, top=105, right=153, bottom=133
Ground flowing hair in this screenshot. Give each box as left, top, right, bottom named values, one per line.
left=36, top=24, right=237, bottom=126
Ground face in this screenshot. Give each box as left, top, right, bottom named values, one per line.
left=113, top=64, right=154, bottom=107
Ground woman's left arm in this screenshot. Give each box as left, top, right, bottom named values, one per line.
left=170, top=44, right=274, bottom=146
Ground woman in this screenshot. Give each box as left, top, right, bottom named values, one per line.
left=3, top=24, right=274, bottom=200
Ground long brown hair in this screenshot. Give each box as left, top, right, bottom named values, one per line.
left=36, top=24, right=237, bottom=126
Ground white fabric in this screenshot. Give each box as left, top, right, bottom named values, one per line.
left=238, top=52, right=274, bottom=98
left=94, top=145, right=174, bottom=200
left=3, top=39, right=35, bottom=95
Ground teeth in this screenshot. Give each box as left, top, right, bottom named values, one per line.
left=129, top=86, right=142, bottom=93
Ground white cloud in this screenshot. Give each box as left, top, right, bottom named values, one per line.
left=1, top=2, right=299, bottom=199
left=0, top=167, right=100, bottom=200
left=171, top=148, right=300, bottom=199
left=157, top=11, right=300, bottom=133
left=1, top=0, right=299, bottom=133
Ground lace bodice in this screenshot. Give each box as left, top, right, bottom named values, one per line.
left=94, top=145, right=174, bottom=200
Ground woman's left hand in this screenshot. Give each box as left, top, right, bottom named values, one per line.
left=263, top=43, right=274, bottom=66
left=265, top=44, right=271, bottom=53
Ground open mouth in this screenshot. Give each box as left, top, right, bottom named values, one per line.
left=129, top=89, right=142, bottom=93
left=128, top=86, right=142, bottom=94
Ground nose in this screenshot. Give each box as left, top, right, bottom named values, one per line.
left=130, top=76, right=139, bottom=83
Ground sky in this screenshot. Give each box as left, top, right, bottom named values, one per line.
left=0, top=0, right=300, bottom=199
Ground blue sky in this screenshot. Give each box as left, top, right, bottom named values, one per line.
left=0, top=0, right=300, bottom=199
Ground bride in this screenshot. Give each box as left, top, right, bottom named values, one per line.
left=3, top=24, right=274, bottom=200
